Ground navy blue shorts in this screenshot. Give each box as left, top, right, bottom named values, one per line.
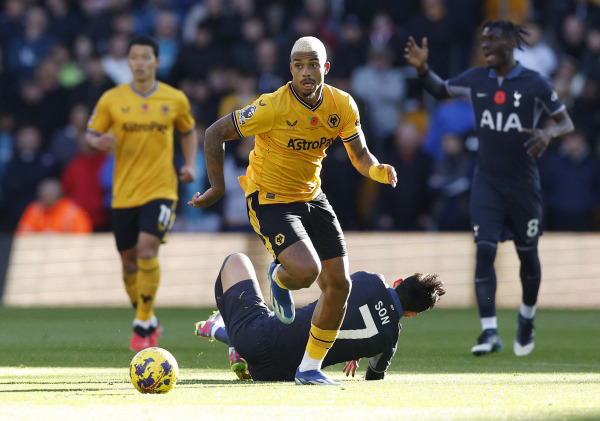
left=246, top=190, right=347, bottom=261
left=215, top=276, right=314, bottom=381
left=470, top=175, right=542, bottom=246
left=112, top=199, right=176, bottom=251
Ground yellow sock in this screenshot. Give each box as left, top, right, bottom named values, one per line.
left=123, top=271, right=138, bottom=308
left=272, top=265, right=290, bottom=290
left=305, top=324, right=339, bottom=361
left=136, top=257, right=160, bottom=322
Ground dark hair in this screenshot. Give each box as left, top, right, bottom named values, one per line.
left=396, top=273, right=445, bottom=313
left=127, top=35, right=159, bottom=57
left=482, top=20, right=529, bottom=50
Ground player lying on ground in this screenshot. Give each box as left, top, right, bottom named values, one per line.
left=194, top=253, right=445, bottom=384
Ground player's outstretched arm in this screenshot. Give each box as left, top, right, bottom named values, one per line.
left=404, top=36, right=429, bottom=75
left=188, top=116, right=239, bottom=208
left=343, top=133, right=397, bottom=187
left=404, top=36, right=451, bottom=100
left=523, top=109, right=575, bottom=158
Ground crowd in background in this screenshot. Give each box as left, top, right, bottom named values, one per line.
left=1, top=0, right=600, bottom=234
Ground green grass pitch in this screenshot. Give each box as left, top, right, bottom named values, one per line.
left=1, top=307, right=598, bottom=420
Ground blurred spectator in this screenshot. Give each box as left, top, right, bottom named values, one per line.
left=568, top=77, right=600, bottom=150
left=428, top=133, right=474, bottom=231
left=49, top=42, right=86, bottom=89
left=98, top=152, right=114, bottom=223
left=72, top=33, right=95, bottom=66
left=174, top=122, right=220, bottom=232
left=229, top=16, right=266, bottom=71
left=343, top=0, right=419, bottom=28
left=482, top=0, right=530, bottom=24
left=406, top=0, right=456, bottom=78
left=16, top=177, right=93, bottom=234
left=557, top=14, right=587, bottom=61
left=540, top=130, right=600, bottom=231
left=552, top=54, right=586, bottom=109
left=69, top=53, right=116, bottom=109
left=0, top=125, right=58, bottom=231
left=79, top=0, right=132, bottom=45
left=374, top=121, right=433, bottom=231
left=302, top=0, right=339, bottom=48
left=111, top=11, right=136, bottom=39
left=45, top=0, right=83, bottom=48
left=254, top=37, right=286, bottom=94
left=514, top=20, right=558, bottom=79
left=320, top=136, right=364, bottom=230
left=217, top=69, right=259, bottom=118
left=367, top=10, right=406, bottom=66
left=60, top=127, right=109, bottom=231
left=16, top=56, right=70, bottom=138
left=422, top=97, right=476, bottom=161
left=0, top=111, right=16, bottom=180
left=5, top=5, right=54, bottom=90
left=50, top=103, right=91, bottom=171
left=221, top=139, right=254, bottom=232
left=582, top=27, right=600, bottom=80
left=15, top=60, right=69, bottom=140
left=153, top=9, right=181, bottom=81
left=101, top=32, right=131, bottom=86
left=133, top=0, right=167, bottom=36
left=0, top=0, right=26, bottom=52
left=170, top=21, right=225, bottom=85
left=350, top=45, right=408, bottom=156
left=328, top=14, right=369, bottom=80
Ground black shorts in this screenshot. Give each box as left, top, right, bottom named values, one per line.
left=470, top=175, right=542, bottom=246
left=111, top=199, right=177, bottom=251
left=245, top=190, right=347, bottom=261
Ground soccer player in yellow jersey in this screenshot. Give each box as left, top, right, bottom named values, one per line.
left=86, top=35, right=198, bottom=351
left=189, top=36, right=397, bottom=386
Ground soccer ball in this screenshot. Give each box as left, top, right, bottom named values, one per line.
left=130, top=347, right=179, bottom=394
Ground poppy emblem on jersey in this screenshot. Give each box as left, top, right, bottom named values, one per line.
left=140, top=103, right=149, bottom=112
left=327, top=114, right=340, bottom=128
left=513, top=91, right=521, bottom=108
left=494, top=91, right=506, bottom=105
left=308, top=116, right=318, bottom=126
left=275, top=233, right=285, bottom=246
left=238, top=104, right=258, bottom=125
left=161, top=105, right=170, bottom=115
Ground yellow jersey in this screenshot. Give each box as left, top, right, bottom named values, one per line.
left=233, top=82, right=361, bottom=204
left=87, top=82, right=195, bottom=208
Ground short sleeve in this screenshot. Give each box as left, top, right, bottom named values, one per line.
left=87, top=92, right=113, bottom=134
left=232, top=96, right=274, bottom=138
left=175, top=92, right=196, bottom=133
left=339, top=94, right=361, bottom=142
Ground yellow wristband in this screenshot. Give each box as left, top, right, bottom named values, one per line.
left=369, top=164, right=390, bottom=184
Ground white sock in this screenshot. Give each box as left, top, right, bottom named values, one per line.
left=210, top=323, right=220, bottom=338
left=133, top=315, right=157, bottom=329
left=519, top=304, right=536, bottom=319
left=481, top=316, right=497, bottom=331
left=298, top=350, right=322, bottom=372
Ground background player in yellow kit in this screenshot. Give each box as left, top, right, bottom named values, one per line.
left=189, top=36, right=397, bottom=385
left=86, top=35, right=198, bottom=351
